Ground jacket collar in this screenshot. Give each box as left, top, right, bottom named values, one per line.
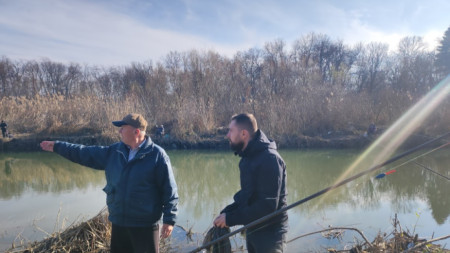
left=236, top=130, right=277, bottom=157
left=118, top=136, right=154, bottom=155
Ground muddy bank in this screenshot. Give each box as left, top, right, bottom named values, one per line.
left=0, top=131, right=434, bottom=153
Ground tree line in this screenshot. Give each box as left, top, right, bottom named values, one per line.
left=0, top=29, right=449, bottom=141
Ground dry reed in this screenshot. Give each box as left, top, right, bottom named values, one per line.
left=6, top=208, right=111, bottom=253
left=5, top=210, right=449, bottom=253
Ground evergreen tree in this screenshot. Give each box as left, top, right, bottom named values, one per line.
left=435, top=26, right=450, bottom=77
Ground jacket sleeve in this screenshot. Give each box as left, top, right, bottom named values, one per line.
left=53, top=141, right=110, bottom=170
left=156, top=151, right=179, bottom=226
left=220, top=190, right=241, bottom=214
left=225, top=155, right=284, bottom=226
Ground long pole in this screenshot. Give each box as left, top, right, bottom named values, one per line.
left=189, top=132, right=450, bottom=253
left=414, top=161, right=450, bottom=180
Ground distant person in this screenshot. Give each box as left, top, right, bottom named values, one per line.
left=40, top=113, right=178, bottom=253
left=156, top=125, right=165, bottom=138
left=214, top=113, right=288, bottom=253
left=367, top=123, right=376, bottom=136
left=0, top=120, right=7, bottom=138
left=160, top=125, right=165, bottom=136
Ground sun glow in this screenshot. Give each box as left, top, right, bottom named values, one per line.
left=321, top=75, right=450, bottom=201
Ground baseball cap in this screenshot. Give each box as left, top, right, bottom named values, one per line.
left=112, top=113, right=147, bottom=131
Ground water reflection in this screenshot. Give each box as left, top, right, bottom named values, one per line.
left=0, top=153, right=105, bottom=200
left=280, top=149, right=450, bottom=224
left=1, top=150, right=449, bottom=223
left=0, top=148, right=448, bottom=251
left=170, top=150, right=241, bottom=220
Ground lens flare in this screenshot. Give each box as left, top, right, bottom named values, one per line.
left=321, top=75, right=450, bottom=201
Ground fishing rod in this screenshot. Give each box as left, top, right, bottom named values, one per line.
left=414, top=161, right=450, bottom=181
left=374, top=141, right=450, bottom=179
left=189, top=132, right=450, bottom=253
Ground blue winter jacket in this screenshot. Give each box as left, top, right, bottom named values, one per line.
left=53, top=137, right=178, bottom=227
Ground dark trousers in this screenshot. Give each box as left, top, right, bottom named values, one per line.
left=246, top=225, right=286, bottom=253
left=110, top=224, right=159, bottom=253
left=1, top=130, right=6, bottom=138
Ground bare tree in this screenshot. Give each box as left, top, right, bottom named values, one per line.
left=0, top=29, right=444, bottom=139
left=354, top=42, right=388, bottom=92
left=39, top=59, right=67, bottom=95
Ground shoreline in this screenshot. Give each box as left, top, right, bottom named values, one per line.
left=5, top=209, right=449, bottom=252
left=0, top=131, right=434, bottom=152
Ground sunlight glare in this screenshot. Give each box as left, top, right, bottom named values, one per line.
left=321, top=75, right=450, bottom=202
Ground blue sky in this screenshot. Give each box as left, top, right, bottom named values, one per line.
left=0, top=0, right=449, bottom=66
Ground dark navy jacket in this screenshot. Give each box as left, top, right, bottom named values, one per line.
left=222, top=130, right=288, bottom=231
left=53, top=137, right=178, bottom=227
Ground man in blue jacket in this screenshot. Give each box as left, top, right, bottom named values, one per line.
left=214, top=113, right=288, bottom=253
left=40, top=113, right=178, bottom=253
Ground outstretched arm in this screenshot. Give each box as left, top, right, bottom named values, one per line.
left=40, top=141, right=109, bottom=170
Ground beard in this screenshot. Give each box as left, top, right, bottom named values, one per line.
left=229, top=140, right=244, bottom=152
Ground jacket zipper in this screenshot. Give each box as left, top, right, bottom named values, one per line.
left=117, top=149, right=151, bottom=225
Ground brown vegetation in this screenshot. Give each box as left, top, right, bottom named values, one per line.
left=287, top=214, right=450, bottom=252
left=5, top=209, right=449, bottom=253
left=0, top=32, right=449, bottom=145
left=7, top=208, right=111, bottom=253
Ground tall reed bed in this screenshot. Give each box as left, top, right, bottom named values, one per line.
left=0, top=95, right=150, bottom=137
left=0, top=90, right=447, bottom=141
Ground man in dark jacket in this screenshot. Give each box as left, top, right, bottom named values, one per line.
left=40, top=113, right=178, bottom=253
left=214, top=113, right=288, bottom=253
left=0, top=120, right=7, bottom=138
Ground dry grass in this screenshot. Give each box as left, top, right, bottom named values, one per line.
left=5, top=210, right=449, bottom=253
left=0, top=90, right=447, bottom=142
left=288, top=214, right=450, bottom=253
left=0, top=95, right=151, bottom=137
left=6, top=208, right=111, bottom=253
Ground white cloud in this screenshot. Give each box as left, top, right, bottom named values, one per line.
left=422, top=29, right=444, bottom=51
left=0, top=0, right=238, bottom=66
left=0, top=0, right=448, bottom=66
left=343, top=23, right=446, bottom=53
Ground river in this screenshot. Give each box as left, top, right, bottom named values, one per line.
left=0, top=148, right=449, bottom=252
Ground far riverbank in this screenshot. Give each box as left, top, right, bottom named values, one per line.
left=0, top=130, right=435, bottom=152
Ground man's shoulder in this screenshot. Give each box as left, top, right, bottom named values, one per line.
left=253, top=146, right=280, bottom=158
left=252, top=148, right=284, bottom=166
left=109, top=141, right=123, bottom=149
left=141, top=140, right=168, bottom=155
left=152, top=143, right=169, bottom=156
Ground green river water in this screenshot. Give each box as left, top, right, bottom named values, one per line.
left=0, top=148, right=449, bottom=252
